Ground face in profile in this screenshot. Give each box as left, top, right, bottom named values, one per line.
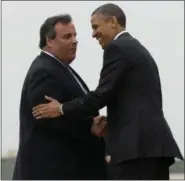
left=47, top=22, right=78, bottom=64
left=91, top=13, right=117, bottom=49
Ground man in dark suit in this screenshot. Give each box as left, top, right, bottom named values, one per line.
left=32, top=4, right=183, bottom=180
left=12, top=14, right=107, bottom=180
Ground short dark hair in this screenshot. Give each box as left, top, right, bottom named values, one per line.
left=39, top=14, right=72, bottom=49
left=92, top=3, right=126, bottom=28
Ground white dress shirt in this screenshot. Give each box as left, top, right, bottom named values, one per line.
left=114, top=30, right=127, bottom=40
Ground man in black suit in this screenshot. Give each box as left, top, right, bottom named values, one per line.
left=32, top=4, right=183, bottom=180
left=12, top=14, right=107, bottom=180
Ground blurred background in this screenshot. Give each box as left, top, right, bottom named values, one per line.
left=2, top=1, right=184, bottom=179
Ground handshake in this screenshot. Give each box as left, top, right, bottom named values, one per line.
left=91, top=115, right=107, bottom=137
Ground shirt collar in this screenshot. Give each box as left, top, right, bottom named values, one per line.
left=41, top=50, right=67, bottom=67
left=114, top=30, right=127, bottom=40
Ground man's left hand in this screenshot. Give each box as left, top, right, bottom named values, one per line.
left=91, top=116, right=107, bottom=137
left=32, top=96, right=62, bottom=119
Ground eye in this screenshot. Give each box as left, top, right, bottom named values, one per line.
left=63, top=33, right=77, bottom=39
left=92, top=25, right=98, bottom=30
left=63, top=33, right=71, bottom=39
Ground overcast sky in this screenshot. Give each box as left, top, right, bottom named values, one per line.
left=2, top=1, right=184, bottom=156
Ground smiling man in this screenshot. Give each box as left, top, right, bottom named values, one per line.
left=32, top=3, right=183, bottom=180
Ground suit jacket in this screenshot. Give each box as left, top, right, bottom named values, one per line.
left=12, top=52, right=106, bottom=180
left=63, top=32, right=183, bottom=165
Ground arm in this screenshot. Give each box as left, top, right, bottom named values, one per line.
left=28, top=69, right=93, bottom=134
left=63, top=43, right=135, bottom=117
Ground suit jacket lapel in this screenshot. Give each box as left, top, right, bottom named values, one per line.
left=40, top=52, right=75, bottom=81
left=40, top=52, right=89, bottom=93
left=68, top=66, right=90, bottom=93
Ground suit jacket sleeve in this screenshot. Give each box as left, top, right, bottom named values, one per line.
left=63, top=42, right=135, bottom=116
left=27, top=69, right=93, bottom=134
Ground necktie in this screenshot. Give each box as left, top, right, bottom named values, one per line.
left=67, top=66, right=88, bottom=94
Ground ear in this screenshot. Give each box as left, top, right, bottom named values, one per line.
left=46, top=37, right=52, bottom=48
left=111, top=16, right=117, bottom=28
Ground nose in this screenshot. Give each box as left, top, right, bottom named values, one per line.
left=92, top=30, right=96, bottom=38
left=72, top=36, right=78, bottom=44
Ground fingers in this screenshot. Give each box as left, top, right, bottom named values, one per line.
left=32, top=106, right=49, bottom=119
left=32, top=97, right=62, bottom=119
left=96, top=128, right=107, bottom=137
left=32, top=102, right=50, bottom=113
left=35, top=115, right=44, bottom=120
left=105, top=155, right=111, bottom=163
left=32, top=104, right=48, bottom=112
left=99, top=115, right=106, bottom=120
left=94, top=118, right=101, bottom=124
left=32, top=109, right=41, bottom=118
left=96, top=115, right=106, bottom=119
left=32, top=110, right=50, bottom=119
left=93, top=115, right=107, bottom=124
left=101, top=128, right=107, bottom=137
left=45, top=95, right=55, bottom=102
left=32, top=110, right=43, bottom=118
left=32, top=104, right=45, bottom=111
left=91, top=119, right=107, bottom=138
left=99, top=121, right=107, bottom=137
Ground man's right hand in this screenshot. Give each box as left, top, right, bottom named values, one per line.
left=91, top=115, right=107, bottom=137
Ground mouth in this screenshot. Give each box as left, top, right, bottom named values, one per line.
left=97, top=37, right=103, bottom=44
left=96, top=37, right=104, bottom=47
left=70, top=48, right=77, bottom=52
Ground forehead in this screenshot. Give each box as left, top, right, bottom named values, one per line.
left=54, top=22, right=76, bottom=35
left=91, top=13, right=106, bottom=25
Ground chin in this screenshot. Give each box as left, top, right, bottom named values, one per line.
left=100, top=43, right=106, bottom=50
left=99, top=40, right=108, bottom=50
left=98, top=42, right=104, bottom=49
left=101, top=45, right=105, bottom=49
left=68, top=56, right=76, bottom=64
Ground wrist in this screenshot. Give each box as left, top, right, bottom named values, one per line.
left=59, top=104, right=64, bottom=115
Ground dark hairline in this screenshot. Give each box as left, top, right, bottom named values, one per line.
left=39, top=14, right=72, bottom=49
left=91, top=3, right=126, bottom=28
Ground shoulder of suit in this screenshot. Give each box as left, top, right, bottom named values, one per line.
left=34, top=53, right=55, bottom=68
left=105, top=35, right=141, bottom=53
left=27, top=55, right=50, bottom=76
left=103, top=39, right=126, bottom=54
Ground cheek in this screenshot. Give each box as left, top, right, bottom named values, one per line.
left=56, top=39, right=65, bottom=47
left=101, top=32, right=109, bottom=42
left=100, top=27, right=108, bottom=36
left=61, top=40, right=72, bottom=48
left=57, top=43, right=68, bottom=52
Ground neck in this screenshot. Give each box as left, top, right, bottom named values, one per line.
left=112, top=27, right=126, bottom=40
left=41, top=48, right=71, bottom=66
left=115, top=27, right=125, bottom=36
left=42, top=47, right=53, bottom=55
left=42, top=48, right=60, bottom=61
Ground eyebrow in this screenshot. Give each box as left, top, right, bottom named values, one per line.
left=63, top=32, right=77, bottom=36
left=92, top=24, right=98, bottom=29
